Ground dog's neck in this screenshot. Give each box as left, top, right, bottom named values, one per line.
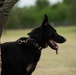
left=29, top=36, right=47, bottom=48
left=28, top=27, right=48, bottom=48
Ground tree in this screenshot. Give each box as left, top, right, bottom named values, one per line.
left=63, top=0, right=76, bottom=23
left=63, top=0, right=71, bottom=5
left=36, top=0, right=50, bottom=9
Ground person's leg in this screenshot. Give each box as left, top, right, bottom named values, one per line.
left=0, top=0, right=5, bottom=37
left=0, top=0, right=5, bottom=7
left=0, top=0, right=6, bottom=70
left=0, top=0, right=18, bottom=37
left=0, top=0, right=19, bottom=74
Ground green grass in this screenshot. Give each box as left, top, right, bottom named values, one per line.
left=1, top=26, right=76, bottom=75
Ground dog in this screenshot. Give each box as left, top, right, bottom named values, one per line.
left=1, top=14, right=66, bottom=75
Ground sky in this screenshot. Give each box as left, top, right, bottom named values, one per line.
left=18, top=0, right=63, bottom=7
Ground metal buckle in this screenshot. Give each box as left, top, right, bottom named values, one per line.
left=18, top=40, right=22, bottom=44
left=38, top=47, right=42, bottom=50
left=36, top=43, right=38, bottom=47
left=18, top=40, right=26, bottom=44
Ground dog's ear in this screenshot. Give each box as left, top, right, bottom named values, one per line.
left=42, top=14, right=48, bottom=26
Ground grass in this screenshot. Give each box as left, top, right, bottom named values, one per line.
left=1, top=26, right=76, bottom=75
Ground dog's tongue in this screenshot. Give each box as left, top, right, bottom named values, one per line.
left=56, top=48, right=58, bottom=54
left=50, top=40, right=59, bottom=54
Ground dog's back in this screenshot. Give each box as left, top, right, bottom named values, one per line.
left=1, top=38, right=41, bottom=75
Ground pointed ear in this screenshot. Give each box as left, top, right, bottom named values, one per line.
left=42, top=14, right=48, bottom=26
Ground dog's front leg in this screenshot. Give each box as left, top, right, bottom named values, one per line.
left=26, top=62, right=37, bottom=75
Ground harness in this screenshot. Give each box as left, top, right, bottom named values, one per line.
left=17, top=37, right=42, bottom=50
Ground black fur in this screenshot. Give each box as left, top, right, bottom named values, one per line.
left=1, top=14, right=66, bottom=75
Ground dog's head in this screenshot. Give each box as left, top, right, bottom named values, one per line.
left=40, top=14, right=66, bottom=54
left=28, top=14, right=66, bottom=54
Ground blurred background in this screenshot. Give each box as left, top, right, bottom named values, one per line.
left=1, top=0, right=76, bottom=75
left=4, top=0, right=76, bottom=29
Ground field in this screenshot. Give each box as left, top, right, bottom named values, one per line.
left=1, top=26, right=76, bottom=75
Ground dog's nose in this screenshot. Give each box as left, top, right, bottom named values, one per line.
left=63, top=38, right=66, bottom=42
left=60, top=37, right=66, bottom=43
left=56, top=36, right=66, bottom=43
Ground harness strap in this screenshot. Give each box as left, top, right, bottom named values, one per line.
left=17, top=37, right=42, bottom=50
left=18, top=39, right=27, bottom=44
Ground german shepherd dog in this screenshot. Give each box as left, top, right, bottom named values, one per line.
left=1, top=14, right=66, bottom=75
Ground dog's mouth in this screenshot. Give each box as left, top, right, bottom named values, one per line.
left=48, top=40, right=59, bottom=54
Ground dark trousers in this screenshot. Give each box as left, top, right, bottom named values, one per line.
left=0, top=0, right=18, bottom=37
left=0, top=0, right=18, bottom=74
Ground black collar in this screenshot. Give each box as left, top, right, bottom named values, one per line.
left=17, top=37, right=42, bottom=50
